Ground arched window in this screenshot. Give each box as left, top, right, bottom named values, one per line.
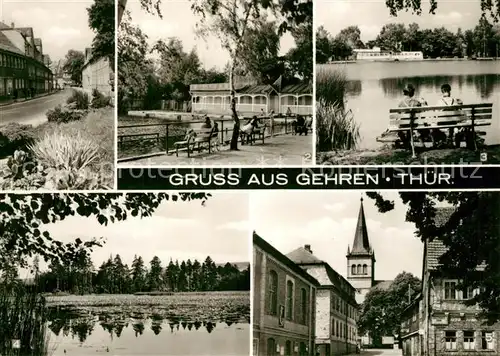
left=300, top=288, right=307, bottom=324
left=356, top=264, right=361, bottom=274
left=285, top=340, right=292, bottom=356
left=363, top=264, right=368, bottom=275
left=351, top=264, right=356, bottom=275
left=268, top=270, right=278, bottom=315
left=299, top=342, right=307, bottom=356
left=286, top=280, right=294, bottom=320
left=267, top=338, right=276, bottom=356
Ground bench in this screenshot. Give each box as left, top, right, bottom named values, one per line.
left=174, top=127, right=217, bottom=157
left=379, top=103, right=493, bottom=158
left=240, top=124, right=267, bottom=145
left=118, top=132, right=160, bottom=147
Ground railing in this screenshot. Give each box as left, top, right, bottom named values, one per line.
left=280, top=105, right=313, bottom=116
left=117, top=115, right=302, bottom=160
left=192, top=103, right=268, bottom=114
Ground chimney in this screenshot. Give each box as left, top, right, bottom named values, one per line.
left=11, top=22, right=14, bottom=28
left=304, top=244, right=312, bottom=254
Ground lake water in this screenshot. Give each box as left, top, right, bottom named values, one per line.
left=318, top=61, right=500, bottom=149
left=45, top=293, right=250, bottom=355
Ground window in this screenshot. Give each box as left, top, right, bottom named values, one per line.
left=362, top=264, right=367, bottom=275
left=482, top=331, right=494, bottom=350
left=464, top=331, right=475, bottom=350
left=300, top=288, right=307, bottom=324
left=445, top=331, right=457, bottom=350
left=268, top=270, right=278, bottom=315
left=299, top=342, right=307, bottom=356
left=286, top=280, right=294, bottom=320
left=267, top=338, right=276, bottom=356
left=463, top=286, right=473, bottom=300
left=357, top=264, right=361, bottom=274
left=332, top=318, right=335, bottom=335
left=351, top=265, right=356, bottom=275
left=336, top=320, right=339, bottom=337
left=285, top=341, right=291, bottom=356
left=444, top=281, right=458, bottom=300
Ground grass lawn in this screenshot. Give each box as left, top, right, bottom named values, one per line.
left=317, top=145, right=500, bottom=165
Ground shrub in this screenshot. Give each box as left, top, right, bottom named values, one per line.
left=29, top=129, right=100, bottom=171
left=91, top=88, right=112, bottom=108
left=316, top=68, right=360, bottom=152
left=46, top=105, right=86, bottom=123
left=66, top=89, right=89, bottom=109
left=0, top=122, right=36, bottom=158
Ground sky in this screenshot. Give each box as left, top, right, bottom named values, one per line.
left=317, top=0, right=486, bottom=42
left=250, top=191, right=423, bottom=282
left=20, top=192, right=249, bottom=275
left=0, top=0, right=95, bottom=62
left=127, top=0, right=295, bottom=70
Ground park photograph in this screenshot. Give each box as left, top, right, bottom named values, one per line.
left=117, top=0, right=313, bottom=166
left=0, top=192, right=250, bottom=355
left=316, top=0, right=500, bottom=165
left=0, top=0, right=115, bottom=190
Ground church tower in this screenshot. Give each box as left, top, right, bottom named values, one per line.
left=346, top=196, right=376, bottom=304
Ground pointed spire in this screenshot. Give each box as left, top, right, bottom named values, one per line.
left=350, top=196, right=371, bottom=255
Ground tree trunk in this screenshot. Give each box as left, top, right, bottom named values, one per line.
left=229, top=60, right=240, bottom=150
left=118, top=0, right=128, bottom=26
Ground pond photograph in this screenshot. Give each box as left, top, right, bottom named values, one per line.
left=0, top=192, right=250, bottom=356
left=316, top=0, right=500, bottom=165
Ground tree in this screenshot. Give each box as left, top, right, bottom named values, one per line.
left=286, top=21, right=313, bottom=80
left=385, top=0, right=499, bottom=21
left=147, top=256, right=163, bottom=291
left=366, top=191, right=500, bottom=324
left=62, top=50, right=85, bottom=85
left=87, top=0, right=115, bottom=62
left=337, top=26, right=364, bottom=49
left=358, top=272, right=421, bottom=346
left=0, top=193, right=210, bottom=272
left=131, top=255, right=147, bottom=292
left=316, top=26, right=333, bottom=64
left=375, top=23, right=406, bottom=52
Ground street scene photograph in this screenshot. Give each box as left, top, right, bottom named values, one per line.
left=117, top=0, right=313, bottom=166
left=251, top=190, right=500, bottom=356
left=316, top=0, right=500, bottom=165
left=0, top=192, right=250, bottom=355
left=0, top=0, right=114, bottom=190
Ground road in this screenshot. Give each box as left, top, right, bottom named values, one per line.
left=0, top=88, right=72, bottom=126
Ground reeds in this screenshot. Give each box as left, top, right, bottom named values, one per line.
left=316, top=68, right=360, bottom=152
left=0, top=285, right=49, bottom=356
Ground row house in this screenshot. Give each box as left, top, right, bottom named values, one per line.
left=190, top=77, right=312, bottom=117
left=287, top=245, right=359, bottom=356
left=0, top=22, right=53, bottom=101
left=253, top=232, right=318, bottom=356
left=404, top=207, right=499, bottom=356
left=401, top=294, right=423, bottom=356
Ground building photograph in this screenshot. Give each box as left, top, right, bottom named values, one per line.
left=250, top=191, right=500, bottom=356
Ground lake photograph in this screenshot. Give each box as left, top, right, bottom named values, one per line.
left=316, top=0, right=500, bottom=165
left=0, top=192, right=250, bottom=356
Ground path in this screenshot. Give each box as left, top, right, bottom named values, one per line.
left=119, top=135, right=314, bottom=166
left=347, top=349, right=402, bottom=356
left=0, top=89, right=72, bottom=126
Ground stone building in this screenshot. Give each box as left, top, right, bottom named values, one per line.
left=287, top=245, right=359, bottom=356
left=401, top=294, right=423, bottom=356
left=0, top=22, right=53, bottom=101
left=81, top=47, right=113, bottom=96
left=420, top=208, right=499, bottom=356
left=253, top=232, right=318, bottom=356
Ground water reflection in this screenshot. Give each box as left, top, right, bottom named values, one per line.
left=46, top=306, right=245, bottom=342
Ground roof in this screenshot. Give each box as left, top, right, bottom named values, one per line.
left=286, top=246, right=323, bottom=264
left=426, top=207, right=486, bottom=271
left=0, top=31, right=24, bottom=55
left=34, top=38, right=42, bottom=46
left=0, top=22, right=11, bottom=30
left=253, top=232, right=320, bottom=287
left=349, top=197, right=372, bottom=256
left=238, top=84, right=276, bottom=95
left=280, top=82, right=312, bottom=95
left=12, top=27, right=33, bottom=38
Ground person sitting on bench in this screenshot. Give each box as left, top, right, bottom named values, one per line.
left=240, top=116, right=259, bottom=144
left=397, top=84, right=428, bottom=147
left=436, top=83, right=464, bottom=147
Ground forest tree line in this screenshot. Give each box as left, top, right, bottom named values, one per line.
left=11, top=255, right=250, bottom=294
left=317, top=18, right=500, bottom=62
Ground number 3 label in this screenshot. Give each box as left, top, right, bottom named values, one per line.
left=480, top=153, right=487, bottom=162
